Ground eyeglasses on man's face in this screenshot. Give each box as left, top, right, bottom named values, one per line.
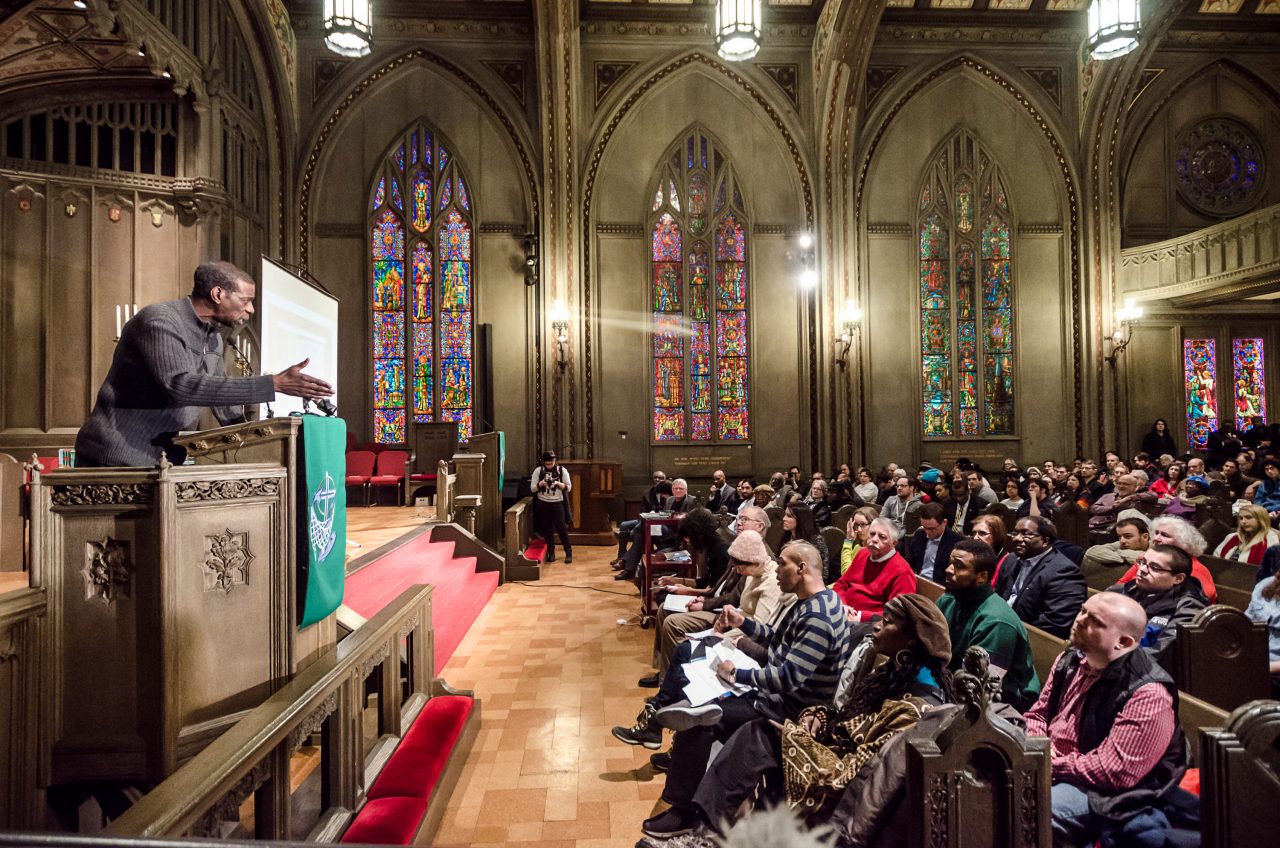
left=1134, top=557, right=1172, bottom=575
left=1011, top=528, right=1043, bottom=538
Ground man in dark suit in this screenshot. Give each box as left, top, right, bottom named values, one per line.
left=944, top=477, right=991, bottom=537
left=906, top=501, right=963, bottom=582
left=706, top=469, right=738, bottom=514
left=994, top=515, right=1088, bottom=639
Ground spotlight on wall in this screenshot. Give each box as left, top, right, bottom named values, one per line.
left=795, top=231, right=817, bottom=290
left=323, top=0, right=373, bottom=58
left=1085, top=0, right=1141, bottom=61
left=523, top=234, right=539, bottom=287
left=797, top=232, right=814, bottom=250
left=550, top=299, right=570, bottom=372
left=836, top=299, right=862, bottom=370
left=1105, top=297, right=1144, bottom=365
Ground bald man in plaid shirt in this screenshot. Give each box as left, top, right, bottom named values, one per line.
left=1024, top=592, right=1188, bottom=846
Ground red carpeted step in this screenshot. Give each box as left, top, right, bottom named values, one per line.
left=345, top=534, right=498, bottom=670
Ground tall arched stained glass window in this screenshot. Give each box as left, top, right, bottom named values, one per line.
left=648, top=129, right=750, bottom=443
left=916, top=131, right=1016, bottom=437
left=368, top=123, right=475, bottom=442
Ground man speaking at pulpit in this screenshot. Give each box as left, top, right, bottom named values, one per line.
left=75, top=260, right=334, bottom=467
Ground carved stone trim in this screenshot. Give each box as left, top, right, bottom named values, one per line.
left=288, top=692, right=339, bottom=754
left=52, top=484, right=152, bottom=506
left=313, top=222, right=361, bottom=238
left=137, top=197, right=175, bottom=228
left=201, top=529, right=254, bottom=594
left=1019, top=223, right=1064, bottom=235
left=176, top=478, right=280, bottom=503
left=753, top=224, right=799, bottom=236
left=865, top=65, right=904, bottom=108
left=482, top=61, right=527, bottom=107
left=757, top=63, right=799, bottom=109
left=358, top=642, right=394, bottom=680
left=477, top=221, right=526, bottom=235
left=191, top=760, right=271, bottom=838
left=594, top=221, right=643, bottom=236
left=925, top=772, right=949, bottom=844
left=1019, top=768, right=1039, bottom=848
left=867, top=222, right=912, bottom=236
left=397, top=613, right=421, bottom=642
left=83, top=537, right=132, bottom=603
left=1020, top=66, right=1062, bottom=110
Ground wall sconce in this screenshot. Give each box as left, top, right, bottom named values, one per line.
left=1105, top=297, right=1144, bottom=365
left=523, top=234, right=539, bottom=287
left=550, top=299, right=570, bottom=371
left=836, top=299, right=863, bottom=370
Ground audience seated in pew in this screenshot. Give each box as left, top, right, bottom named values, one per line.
left=1245, top=573, right=1280, bottom=698
left=780, top=502, right=830, bottom=583
left=829, top=517, right=917, bottom=625
left=1211, top=503, right=1278, bottom=564
left=993, top=515, right=1088, bottom=639
left=1081, top=511, right=1150, bottom=580
left=904, top=501, right=963, bottom=583
left=1025, top=593, right=1189, bottom=848
left=633, top=593, right=953, bottom=848
left=1106, top=544, right=1209, bottom=674
left=642, top=515, right=774, bottom=685
left=970, top=513, right=1017, bottom=585
left=937, top=539, right=1041, bottom=711
left=637, top=542, right=850, bottom=841
left=1113, top=515, right=1218, bottom=604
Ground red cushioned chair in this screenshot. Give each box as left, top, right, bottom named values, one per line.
left=368, top=450, right=410, bottom=507
left=346, top=450, right=376, bottom=507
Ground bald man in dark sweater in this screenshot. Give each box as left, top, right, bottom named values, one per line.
left=76, top=261, right=332, bottom=467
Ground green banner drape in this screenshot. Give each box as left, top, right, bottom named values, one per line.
left=298, top=415, right=347, bottom=628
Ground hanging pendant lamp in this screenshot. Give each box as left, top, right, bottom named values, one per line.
left=324, top=0, right=372, bottom=58
left=715, top=0, right=762, bottom=62
left=1085, top=0, right=1141, bottom=61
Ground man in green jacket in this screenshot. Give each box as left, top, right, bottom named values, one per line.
left=937, top=538, right=1041, bottom=711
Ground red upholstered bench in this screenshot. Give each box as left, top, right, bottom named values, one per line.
left=341, top=694, right=477, bottom=845
left=523, top=539, right=547, bottom=562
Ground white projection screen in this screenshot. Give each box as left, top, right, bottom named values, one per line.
left=257, top=256, right=339, bottom=417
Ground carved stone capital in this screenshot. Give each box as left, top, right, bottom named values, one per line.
left=52, top=484, right=152, bottom=506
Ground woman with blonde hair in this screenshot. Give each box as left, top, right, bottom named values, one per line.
left=1213, top=503, right=1279, bottom=565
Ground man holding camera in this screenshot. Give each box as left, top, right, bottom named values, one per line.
left=530, top=451, right=573, bottom=563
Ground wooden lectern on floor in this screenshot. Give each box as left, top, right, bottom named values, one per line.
left=25, top=418, right=336, bottom=786
left=561, top=460, right=622, bottom=545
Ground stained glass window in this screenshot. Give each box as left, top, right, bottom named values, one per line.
left=1184, top=339, right=1218, bottom=451
left=916, top=131, right=1016, bottom=438
left=648, top=129, right=750, bottom=443
left=1231, top=338, right=1266, bottom=430
left=368, top=123, right=475, bottom=441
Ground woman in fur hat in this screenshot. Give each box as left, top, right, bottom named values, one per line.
left=778, top=593, right=954, bottom=820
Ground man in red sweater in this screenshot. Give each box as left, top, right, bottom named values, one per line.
left=830, top=516, right=917, bottom=624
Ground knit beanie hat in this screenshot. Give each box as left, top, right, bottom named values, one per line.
left=885, top=593, right=952, bottom=664
left=727, top=529, right=772, bottom=565
left=920, top=468, right=943, bottom=484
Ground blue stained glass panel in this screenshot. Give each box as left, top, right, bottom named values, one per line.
left=372, top=209, right=404, bottom=261
left=411, top=171, right=431, bottom=232
left=457, top=176, right=470, bottom=211
left=691, top=412, right=711, bottom=440
left=715, top=263, right=747, bottom=310
left=374, top=359, right=405, bottom=408
left=1233, top=338, right=1266, bottom=429
left=439, top=211, right=471, bottom=260
left=715, top=215, right=746, bottom=261
left=716, top=311, right=748, bottom=357
left=372, top=176, right=385, bottom=211
left=441, top=316, right=472, bottom=359
left=440, top=358, right=472, bottom=408
left=390, top=176, right=403, bottom=211
left=440, top=261, right=470, bottom=311
left=439, top=145, right=449, bottom=173
left=1184, top=339, right=1219, bottom=451
left=374, top=311, right=405, bottom=358
left=375, top=408, right=405, bottom=444
left=439, top=177, right=452, bottom=211
left=652, top=214, right=681, bottom=261
left=373, top=260, right=404, bottom=311
left=690, top=323, right=711, bottom=375
left=413, top=323, right=433, bottom=420
left=411, top=243, right=432, bottom=321
left=441, top=407, right=473, bottom=439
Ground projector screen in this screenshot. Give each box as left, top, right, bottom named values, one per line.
left=257, top=256, right=339, bottom=418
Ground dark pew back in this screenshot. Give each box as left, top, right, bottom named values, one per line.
left=1200, top=700, right=1280, bottom=848
left=1051, top=501, right=1089, bottom=550
left=1174, top=605, right=1272, bottom=712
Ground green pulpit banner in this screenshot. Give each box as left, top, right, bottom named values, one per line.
left=297, top=415, right=347, bottom=628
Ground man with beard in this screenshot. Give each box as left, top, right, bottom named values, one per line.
left=994, top=516, right=1087, bottom=638
left=76, top=261, right=332, bottom=467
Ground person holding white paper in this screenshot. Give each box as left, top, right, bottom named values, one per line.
left=638, top=541, right=850, bottom=840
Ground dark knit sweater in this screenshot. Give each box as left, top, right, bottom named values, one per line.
left=76, top=298, right=276, bottom=466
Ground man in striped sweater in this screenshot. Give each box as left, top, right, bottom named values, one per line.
left=640, top=540, right=850, bottom=840
left=76, top=261, right=333, bottom=467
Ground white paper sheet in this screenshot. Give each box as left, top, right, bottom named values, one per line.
left=662, top=594, right=695, bottom=612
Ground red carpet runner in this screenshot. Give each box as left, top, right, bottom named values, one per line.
left=344, top=530, right=500, bottom=670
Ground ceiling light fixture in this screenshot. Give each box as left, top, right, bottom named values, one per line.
left=323, top=0, right=372, bottom=58
left=1085, top=0, right=1141, bottom=61
left=714, top=0, right=762, bottom=62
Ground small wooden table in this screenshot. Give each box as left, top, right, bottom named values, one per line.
left=639, top=515, right=699, bottom=627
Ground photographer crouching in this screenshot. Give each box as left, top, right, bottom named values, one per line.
left=530, top=451, right=573, bottom=563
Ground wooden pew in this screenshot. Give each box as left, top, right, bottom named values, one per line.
left=764, top=506, right=785, bottom=554
left=1174, top=605, right=1271, bottom=712
left=503, top=497, right=544, bottom=582
left=917, top=577, right=1231, bottom=760
left=1050, top=501, right=1089, bottom=550
left=820, top=526, right=846, bottom=578
left=1200, top=700, right=1280, bottom=848
left=1200, top=554, right=1260, bottom=611
left=832, top=503, right=856, bottom=532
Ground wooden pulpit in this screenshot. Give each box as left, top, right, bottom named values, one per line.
left=562, top=460, right=622, bottom=545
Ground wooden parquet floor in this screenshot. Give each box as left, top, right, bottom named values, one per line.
left=345, top=509, right=667, bottom=847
